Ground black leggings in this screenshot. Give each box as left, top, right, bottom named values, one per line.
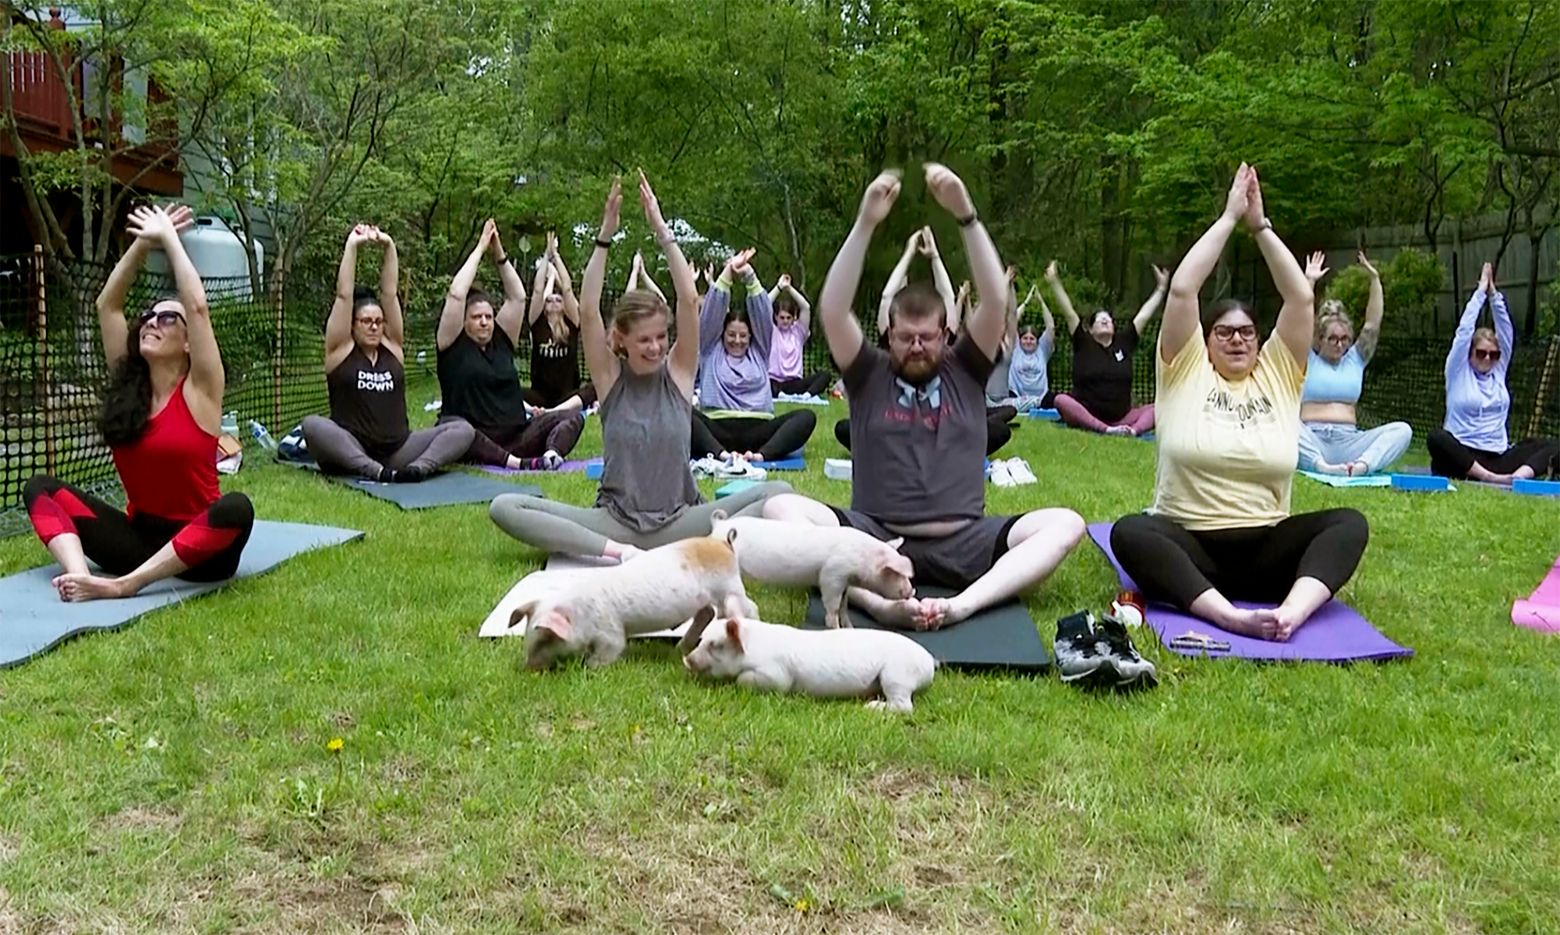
left=835, top=408, right=1015, bottom=457
left=1427, top=429, right=1558, bottom=480
left=691, top=409, right=817, bottom=461
left=24, top=475, right=255, bottom=581
left=1110, top=510, right=1369, bottom=610
left=770, top=373, right=831, bottom=397
left=524, top=382, right=598, bottom=409
left=441, top=411, right=584, bottom=466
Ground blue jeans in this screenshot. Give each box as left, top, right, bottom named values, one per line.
left=1296, top=421, right=1412, bottom=474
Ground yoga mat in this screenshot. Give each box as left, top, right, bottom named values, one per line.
left=590, top=455, right=806, bottom=482
left=479, top=458, right=598, bottom=476
left=1085, top=521, right=1412, bottom=663
left=332, top=471, right=539, bottom=509
left=775, top=393, right=830, bottom=407
left=1510, top=554, right=1560, bottom=633
left=1298, top=470, right=1392, bottom=488
left=0, top=521, right=364, bottom=668
left=1026, top=408, right=1061, bottom=421
left=479, top=553, right=698, bottom=640
left=801, top=587, right=1050, bottom=673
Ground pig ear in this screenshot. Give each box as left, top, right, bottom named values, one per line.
left=885, top=537, right=905, bottom=551
left=508, top=600, right=540, bottom=632
left=534, top=609, right=574, bottom=643
left=724, top=617, right=744, bottom=653
left=679, top=606, right=717, bottom=656
left=724, top=527, right=738, bottom=549
left=710, top=509, right=729, bottom=524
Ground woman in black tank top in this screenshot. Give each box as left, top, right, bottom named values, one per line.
left=301, top=225, right=474, bottom=482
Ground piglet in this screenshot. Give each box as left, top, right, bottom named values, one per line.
left=708, top=513, right=914, bottom=629
left=679, top=612, right=936, bottom=712
left=509, top=530, right=755, bottom=670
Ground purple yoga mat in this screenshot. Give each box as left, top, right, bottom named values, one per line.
left=479, top=458, right=599, bottom=476
left=1085, top=521, right=1412, bottom=663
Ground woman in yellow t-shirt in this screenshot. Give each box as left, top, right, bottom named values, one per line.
left=1110, top=164, right=1369, bottom=641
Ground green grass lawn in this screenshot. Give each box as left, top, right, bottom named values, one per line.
left=2, top=401, right=1559, bottom=933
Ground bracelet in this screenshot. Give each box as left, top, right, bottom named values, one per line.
left=594, top=238, right=612, bottom=249
left=495, top=254, right=509, bottom=265
left=1255, top=217, right=1274, bottom=233
left=655, top=233, right=676, bottom=246
left=957, top=211, right=980, bottom=228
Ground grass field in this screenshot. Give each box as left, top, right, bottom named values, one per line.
left=2, top=400, right=1559, bottom=934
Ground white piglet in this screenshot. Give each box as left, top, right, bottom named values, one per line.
left=509, top=531, right=755, bottom=670
left=679, top=612, right=936, bottom=712
left=708, top=514, right=914, bottom=628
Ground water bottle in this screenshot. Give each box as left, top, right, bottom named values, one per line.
left=248, top=419, right=278, bottom=451
left=220, top=411, right=239, bottom=436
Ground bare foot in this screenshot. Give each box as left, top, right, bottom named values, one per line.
left=1314, top=461, right=1346, bottom=475
left=1346, top=461, right=1369, bottom=476
left=874, top=598, right=928, bottom=630
left=917, top=596, right=974, bottom=630
left=743, top=451, right=763, bottom=462
left=1104, top=425, right=1133, bottom=437
left=1271, top=605, right=1311, bottom=641
left=1217, top=606, right=1282, bottom=640
left=52, top=573, right=129, bottom=602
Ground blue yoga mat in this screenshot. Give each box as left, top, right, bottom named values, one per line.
left=587, top=454, right=805, bottom=481
left=331, top=471, right=539, bottom=509
left=0, top=520, right=364, bottom=668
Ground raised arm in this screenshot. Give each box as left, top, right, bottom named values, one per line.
left=1162, top=164, right=1250, bottom=364
left=1243, top=169, right=1313, bottom=365
left=528, top=236, right=552, bottom=325
left=1355, top=250, right=1383, bottom=363
left=635, top=254, right=668, bottom=304
left=438, top=220, right=494, bottom=351
left=1132, top=265, right=1170, bottom=335
left=131, top=207, right=219, bottom=426
left=1492, top=277, right=1514, bottom=376
left=826, top=171, right=900, bottom=372
left=580, top=179, right=623, bottom=393
left=1044, top=261, right=1081, bottom=334
left=492, top=225, right=527, bottom=345
left=1039, top=294, right=1056, bottom=354
left=925, top=163, right=1005, bottom=359
left=376, top=228, right=405, bottom=358
left=95, top=235, right=151, bottom=372
left=699, top=257, right=735, bottom=359
left=325, top=226, right=370, bottom=372
left=782, top=275, right=811, bottom=333
left=877, top=229, right=918, bottom=335
left=736, top=258, right=775, bottom=362
left=639, top=171, right=701, bottom=396
left=922, top=226, right=958, bottom=334
left=548, top=241, right=578, bottom=327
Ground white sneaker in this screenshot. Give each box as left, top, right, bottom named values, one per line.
left=990, top=459, right=1015, bottom=487
left=690, top=456, right=724, bottom=477
left=716, top=456, right=767, bottom=480
left=542, top=449, right=564, bottom=471
left=1006, top=457, right=1037, bottom=485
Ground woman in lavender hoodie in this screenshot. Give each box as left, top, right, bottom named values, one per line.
left=1427, top=262, right=1559, bottom=483
left=692, top=249, right=818, bottom=462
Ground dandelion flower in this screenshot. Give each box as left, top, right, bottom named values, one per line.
left=327, top=737, right=344, bottom=753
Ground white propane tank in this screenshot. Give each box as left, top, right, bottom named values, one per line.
left=144, top=215, right=264, bottom=299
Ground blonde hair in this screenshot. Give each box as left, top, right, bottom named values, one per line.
left=1315, top=299, right=1354, bottom=348
left=1471, top=327, right=1499, bottom=351
left=608, top=290, right=671, bottom=356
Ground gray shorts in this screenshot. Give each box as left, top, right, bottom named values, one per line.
left=829, top=507, right=1019, bottom=590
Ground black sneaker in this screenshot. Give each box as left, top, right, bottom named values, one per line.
left=394, top=464, right=430, bottom=483
left=1094, top=613, right=1158, bottom=689
left=1054, top=611, right=1117, bottom=686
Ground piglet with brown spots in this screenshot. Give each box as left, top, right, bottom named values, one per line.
left=509, top=529, right=756, bottom=670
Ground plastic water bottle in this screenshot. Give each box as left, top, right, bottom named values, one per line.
left=221, top=411, right=239, bottom=436
left=248, top=419, right=278, bottom=451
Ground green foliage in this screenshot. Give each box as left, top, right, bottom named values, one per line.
left=1383, top=248, right=1447, bottom=324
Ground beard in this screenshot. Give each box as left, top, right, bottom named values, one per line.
left=892, top=350, right=941, bottom=385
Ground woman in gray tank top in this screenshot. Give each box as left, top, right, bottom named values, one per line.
left=489, top=172, right=790, bottom=561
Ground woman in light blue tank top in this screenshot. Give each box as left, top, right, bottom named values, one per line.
left=489, top=174, right=789, bottom=562
left=1297, top=250, right=1412, bottom=476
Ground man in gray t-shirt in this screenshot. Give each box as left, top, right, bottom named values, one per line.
left=762, top=164, right=1086, bottom=630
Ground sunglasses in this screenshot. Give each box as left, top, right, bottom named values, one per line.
left=355, top=318, right=385, bottom=329
left=1212, top=324, right=1257, bottom=342
left=1472, top=348, right=1501, bottom=362
left=137, top=308, right=185, bottom=329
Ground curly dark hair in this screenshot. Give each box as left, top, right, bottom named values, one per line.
left=98, top=318, right=153, bottom=447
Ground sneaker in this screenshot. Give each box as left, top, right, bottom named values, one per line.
left=542, top=449, right=564, bottom=471
left=1006, top=457, right=1037, bottom=485
left=1054, top=611, right=1117, bottom=686
left=394, top=464, right=430, bottom=483
left=716, top=456, right=767, bottom=480
left=1094, top=613, right=1158, bottom=688
left=990, top=459, right=1015, bottom=487
left=690, top=456, right=724, bottom=477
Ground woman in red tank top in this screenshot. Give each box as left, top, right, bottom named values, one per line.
left=23, top=205, right=254, bottom=601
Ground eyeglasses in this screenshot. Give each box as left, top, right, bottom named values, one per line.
left=355, top=318, right=385, bottom=329
left=1211, top=324, right=1257, bottom=342
left=1323, top=334, right=1352, bottom=346
left=1472, top=348, right=1501, bottom=362
left=137, top=308, right=185, bottom=329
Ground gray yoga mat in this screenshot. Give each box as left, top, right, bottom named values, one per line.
left=0, top=520, right=364, bottom=668
left=280, top=459, right=539, bottom=509
left=802, top=587, right=1051, bottom=673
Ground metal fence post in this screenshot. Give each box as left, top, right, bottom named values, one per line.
left=33, top=244, right=55, bottom=475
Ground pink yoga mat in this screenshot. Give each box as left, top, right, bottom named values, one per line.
left=1510, top=555, right=1560, bottom=632
left=1086, top=521, right=1412, bottom=663
left=479, top=458, right=599, bottom=476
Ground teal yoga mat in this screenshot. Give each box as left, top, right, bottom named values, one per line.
left=0, top=520, right=364, bottom=668
left=801, top=587, right=1050, bottom=673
